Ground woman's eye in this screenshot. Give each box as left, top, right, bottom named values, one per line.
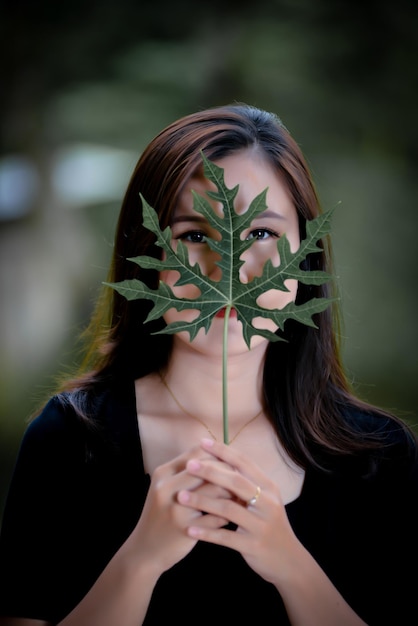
left=177, top=230, right=208, bottom=244
left=246, top=228, right=279, bottom=241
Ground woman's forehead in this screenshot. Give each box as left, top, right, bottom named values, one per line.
left=174, top=152, right=294, bottom=220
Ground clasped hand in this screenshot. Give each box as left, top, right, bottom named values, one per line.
left=134, top=437, right=298, bottom=588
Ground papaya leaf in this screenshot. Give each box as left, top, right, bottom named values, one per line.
left=105, top=153, right=336, bottom=442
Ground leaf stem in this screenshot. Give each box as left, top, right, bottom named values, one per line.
left=222, top=305, right=232, bottom=444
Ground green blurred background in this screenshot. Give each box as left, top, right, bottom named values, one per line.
left=1, top=0, right=417, bottom=520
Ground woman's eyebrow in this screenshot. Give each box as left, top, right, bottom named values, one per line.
left=256, top=209, right=286, bottom=221
left=171, top=214, right=208, bottom=225
left=171, top=209, right=286, bottom=225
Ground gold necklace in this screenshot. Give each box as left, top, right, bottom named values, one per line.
left=159, top=373, right=263, bottom=444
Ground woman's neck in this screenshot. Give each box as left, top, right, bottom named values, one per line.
left=161, top=338, right=267, bottom=426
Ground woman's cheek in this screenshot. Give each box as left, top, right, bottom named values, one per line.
left=252, top=279, right=298, bottom=331
left=160, top=269, right=202, bottom=325
left=161, top=270, right=201, bottom=298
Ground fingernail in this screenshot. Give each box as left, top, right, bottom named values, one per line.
left=187, top=459, right=201, bottom=471
left=201, top=438, right=214, bottom=448
left=178, top=490, right=190, bottom=504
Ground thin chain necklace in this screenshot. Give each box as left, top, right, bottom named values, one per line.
left=159, top=373, right=263, bottom=444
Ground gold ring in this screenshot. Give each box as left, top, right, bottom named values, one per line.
left=247, top=485, right=261, bottom=507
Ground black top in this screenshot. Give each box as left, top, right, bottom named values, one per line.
left=0, top=381, right=417, bottom=625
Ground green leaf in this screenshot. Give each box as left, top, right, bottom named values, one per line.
left=105, top=153, right=336, bottom=443
left=106, top=153, right=335, bottom=347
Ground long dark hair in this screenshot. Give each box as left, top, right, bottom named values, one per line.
left=51, top=103, right=416, bottom=469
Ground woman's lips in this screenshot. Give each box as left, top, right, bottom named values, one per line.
left=215, top=307, right=237, bottom=318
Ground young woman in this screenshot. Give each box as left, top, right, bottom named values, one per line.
left=0, top=104, right=416, bottom=626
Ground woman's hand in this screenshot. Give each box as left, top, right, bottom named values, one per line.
left=131, top=443, right=232, bottom=577
left=178, top=439, right=368, bottom=625
left=177, top=437, right=301, bottom=586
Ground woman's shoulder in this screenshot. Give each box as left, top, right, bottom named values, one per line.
left=338, top=403, right=418, bottom=479
left=24, top=394, right=84, bottom=446
left=24, top=380, right=137, bottom=459
left=16, top=395, right=91, bottom=473
left=342, top=404, right=416, bottom=446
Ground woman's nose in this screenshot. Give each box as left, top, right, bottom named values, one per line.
left=239, top=251, right=259, bottom=284
left=239, top=261, right=250, bottom=284
left=207, top=252, right=222, bottom=281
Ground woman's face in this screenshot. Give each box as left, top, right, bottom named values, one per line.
left=160, top=150, right=300, bottom=357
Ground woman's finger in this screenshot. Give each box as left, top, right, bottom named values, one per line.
left=184, top=455, right=270, bottom=508
left=199, top=438, right=264, bottom=480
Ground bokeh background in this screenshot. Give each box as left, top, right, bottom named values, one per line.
left=1, top=0, right=417, bottom=520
